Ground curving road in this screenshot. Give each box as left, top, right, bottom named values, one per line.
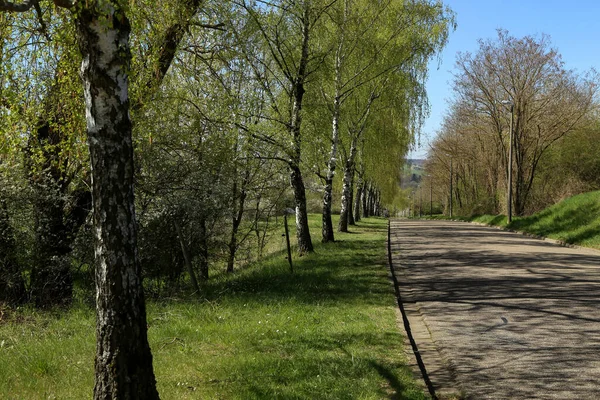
left=390, top=219, right=600, bottom=400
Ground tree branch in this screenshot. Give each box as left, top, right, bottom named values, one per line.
left=52, top=0, right=73, bottom=8
left=190, top=22, right=226, bottom=31
left=33, top=1, right=51, bottom=40
left=0, top=0, right=37, bottom=12
left=0, top=0, right=73, bottom=12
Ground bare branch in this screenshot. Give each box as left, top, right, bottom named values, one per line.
left=33, top=1, right=51, bottom=41
left=190, top=22, right=226, bottom=31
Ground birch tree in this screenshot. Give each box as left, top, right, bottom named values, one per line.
left=1, top=0, right=160, bottom=397
left=327, top=0, right=453, bottom=233
left=231, top=0, right=339, bottom=254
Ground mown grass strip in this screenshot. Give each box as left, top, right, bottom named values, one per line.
left=0, top=215, right=428, bottom=399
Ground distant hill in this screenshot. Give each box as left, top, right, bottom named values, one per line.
left=406, top=159, right=426, bottom=168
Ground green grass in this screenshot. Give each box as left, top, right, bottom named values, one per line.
left=508, top=190, right=600, bottom=248
left=470, top=214, right=508, bottom=226
left=417, top=191, right=600, bottom=250
left=0, top=215, right=427, bottom=399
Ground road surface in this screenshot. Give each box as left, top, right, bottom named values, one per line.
left=390, top=219, right=600, bottom=399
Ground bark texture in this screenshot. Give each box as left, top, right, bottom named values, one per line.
left=288, top=4, right=313, bottom=254
left=353, top=178, right=363, bottom=223
left=347, top=176, right=355, bottom=225
left=321, top=176, right=335, bottom=242
left=321, top=34, right=343, bottom=243
left=76, top=3, right=158, bottom=399
left=322, top=94, right=340, bottom=243
left=290, top=164, right=313, bottom=254
left=338, top=139, right=357, bottom=232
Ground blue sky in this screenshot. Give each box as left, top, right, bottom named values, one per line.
left=410, top=0, right=600, bottom=159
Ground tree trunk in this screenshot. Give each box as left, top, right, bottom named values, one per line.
left=514, top=143, right=526, bottom=216
left=322, top=22, right=344, bottom=243
left=174, top=220, right=200, bottom=294
left=290, top=164, right=313, bottom=254
left=322, top=176, right=335, bottom=242
left=367, top=185, right=375, bottom=216
left=338, top=162, right=352, bottom=232
left=76, top=4, right=159, bottom=399
left=0, top=198, right=26, bottom=305
left=354, top=179, right=363, bottom=223
left=322, top=94, right=340, bottom=243
left=372, top=188, right=377, bottom=215
left=340, top=91, right=376, bottom=230
left=373, top=188, right=378, bottom=216
left=227, top=168, right=249, bottom=273
left=288, top=5, right=313, bottom=254
left=348, top=172, right=355, bottom=225
left=338, top=137, right=358, bottom=232
left=362, top=181, right=369, bottom=218
left=321, top=106, right=340, bottom=241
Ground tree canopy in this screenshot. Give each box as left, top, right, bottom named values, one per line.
left=0, top=0, right=454, bottom=397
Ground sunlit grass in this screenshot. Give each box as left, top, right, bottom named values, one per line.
left=508, top=190, right=600, bottom=248
left=0, top=306, right=95, bottom=399
left=418, top=191, right=600, bottom=250
left=0, top=215, right=427, bottom=399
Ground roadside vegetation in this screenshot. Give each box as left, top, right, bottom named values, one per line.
left=0, top=2, right=455, bottom=394
left=402, top=29, right=600, bottom=256
left=406, top=31, right=600, bottom=223
left=0, top=215, right=427, bottom=400
left=419, top=191, right=600, bottom=250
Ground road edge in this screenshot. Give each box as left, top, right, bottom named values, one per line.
left=387, top=220, right=464, bottom=400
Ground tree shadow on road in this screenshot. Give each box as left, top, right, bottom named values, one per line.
left=391, top=219, right=600, bottom=399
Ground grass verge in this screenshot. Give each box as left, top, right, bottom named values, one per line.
left=0, top=215, right=427, bottom=399
left=417, top=191, right=600, bottom=250
left=507, top=190, right=600, bottom=249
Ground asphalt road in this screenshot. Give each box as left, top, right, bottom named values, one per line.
left=390, top=219, right=600, bottom=400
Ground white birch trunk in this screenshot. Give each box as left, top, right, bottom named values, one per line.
left=76, top=3, right=159, bottom=398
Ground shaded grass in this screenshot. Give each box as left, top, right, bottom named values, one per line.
left=0, top=215, right=427, bottom=399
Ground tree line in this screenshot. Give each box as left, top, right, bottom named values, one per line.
left=422, top=30, right=599, bottom=218
left=0, top=0, right=454, bottom=398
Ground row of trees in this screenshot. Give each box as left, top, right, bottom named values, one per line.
left=1, top=0, right=454, bottom=398
left=424, top=30, right=599, bottom=217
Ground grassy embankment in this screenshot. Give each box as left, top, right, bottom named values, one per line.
left=426, top=190, right=600, bottom=250
left=0, top=215, right=427, bottom=399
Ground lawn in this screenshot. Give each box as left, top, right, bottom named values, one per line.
left=0, top=215, right=427, bottom=399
